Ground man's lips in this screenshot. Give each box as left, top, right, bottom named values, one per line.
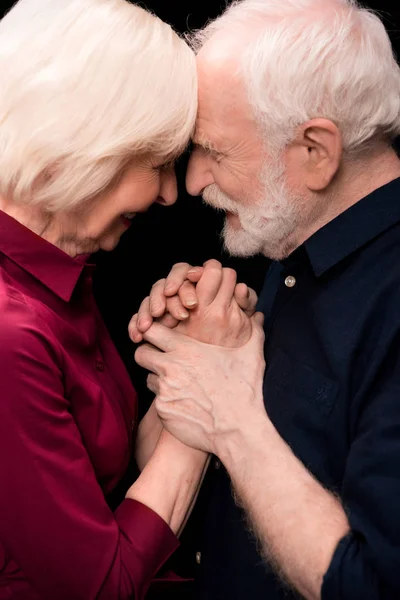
left=226, top=211, right=241, bottom=228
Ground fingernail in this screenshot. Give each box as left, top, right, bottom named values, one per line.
left=179, top=310, right=190, bottom=319
left=186, top=298, right=197, bottom=307
left=188, top=268, right=200, bottom=275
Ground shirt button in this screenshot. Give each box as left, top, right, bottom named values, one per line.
left=284, top=275, right=296, bottom=288
left=214, top=459, right=221, bottom=470
left=95, top=360, right=104, bottom=372
left=195, top=551, right=202, bottom=565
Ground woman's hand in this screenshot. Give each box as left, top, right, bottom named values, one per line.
left=129, top=260, right=258, bottom=346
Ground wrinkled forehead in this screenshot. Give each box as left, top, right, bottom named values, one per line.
left=196, top=50, right=249, bottom=115
left=194, top=49, right=256, bottom=146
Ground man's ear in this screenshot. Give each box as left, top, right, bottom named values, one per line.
left=295, top=118, right=343, bottom=191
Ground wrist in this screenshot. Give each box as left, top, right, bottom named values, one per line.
left=158, top=428, right=208, bottom=464
left=215, top=404, right=275, bottom=473
left=126, top=431, right=209, bottom=533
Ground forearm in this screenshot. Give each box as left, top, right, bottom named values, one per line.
left=135, top=401, right=163, bottom=471
left=216, top=413, right=350, bottom=600
left=128, top=429, right=208, bottom=535
left=176, top=453, right=211, bottom=537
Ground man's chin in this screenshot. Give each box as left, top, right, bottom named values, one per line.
left=222, top=224, right=264, bottom=258
left=224, top=245, right=259, bottom=258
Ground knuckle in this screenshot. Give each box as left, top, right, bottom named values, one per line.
left=204, top=259, right=222, bottom=269
left=164, top=363, right=178, bottom=381
left=224, top=268, right=237, bottom=283
left=159, top=381, right=168, bottom=396
left=249, top=288, right=257, bottom=300
left=150, top=296, right=164, bottom=312
left=172, top=262, right=189, bottom=271
left=207, top=267, right=223, bottom=279
left=166, top=295, right=181, bottom=309
left=210, top=306, right=227, bottom=324
left=147, top=374, right=158, bottom=391
left=235, top=282, right=247, bottom=295
left=155, top=396, right=166, bottom=414
left=161, top=314, right=179, bottom=328
left=134, top=346, right=143, bottom=363
left=139, top=296, right=150, bottom=311
left=151, top=278, right=165, bottom=291
left=128, top=314, right=138, bottom=328
left=181, top=280, right=195, bottom=291
left=128, top=325, right=137, bottom=339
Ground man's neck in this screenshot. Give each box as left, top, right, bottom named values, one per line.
left=291, top=144, right=400, bottom=254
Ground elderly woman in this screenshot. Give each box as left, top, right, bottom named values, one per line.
left=0, top=1, right=256, bottom=599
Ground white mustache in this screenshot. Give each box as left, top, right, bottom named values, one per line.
left=202, top=184, right=239, bottom=214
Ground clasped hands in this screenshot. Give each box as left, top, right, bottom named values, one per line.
left=130, top=260, right=267, bottom=456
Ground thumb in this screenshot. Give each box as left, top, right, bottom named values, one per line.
left=143, top=322, right=188, bottom=352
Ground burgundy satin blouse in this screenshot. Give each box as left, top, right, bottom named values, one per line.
left=0, top=210, right=179, bottom=599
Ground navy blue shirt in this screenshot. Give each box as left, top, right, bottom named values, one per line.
left=193, top=177, right=400, bottom=599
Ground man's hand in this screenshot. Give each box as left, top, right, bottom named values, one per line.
left=134, top=315, right=266, bottom=454
left=135, top=321, right=350, bottom=600
left=129, top=260, right=258, bottom=344
left=134, top=260, right=258, bottom=468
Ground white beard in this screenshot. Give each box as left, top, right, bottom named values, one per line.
left=202, top=160, right=306, bottom=260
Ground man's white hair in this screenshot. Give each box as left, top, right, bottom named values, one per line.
left=0, top=0, right=197, bottom=212
left=188, top=0, right=400, bottom=156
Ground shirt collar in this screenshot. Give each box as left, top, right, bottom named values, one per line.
left=0, top=210, right=92, bottom=302
left=297, top=177, right=400, bottom=277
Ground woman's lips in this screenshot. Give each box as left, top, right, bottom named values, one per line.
left=120, top=213, right=136, bottom=228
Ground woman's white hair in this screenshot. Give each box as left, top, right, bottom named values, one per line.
left=188, top=0, right=400, bottom=156
left=0, top=0, right=197, bottom=211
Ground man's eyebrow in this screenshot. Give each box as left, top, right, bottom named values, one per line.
left=192, top=135, right=220, bottom=153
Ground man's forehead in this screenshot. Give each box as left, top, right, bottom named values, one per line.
left=197, top=33, right=241, bottom=71
left=194, top=80, right=254, bottom=144
left=197, top=57, right=249, bottom=119
left=197, top=63, right=238, bottom=96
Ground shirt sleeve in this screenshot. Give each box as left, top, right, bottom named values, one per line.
left=322, top=336, right=400, bottom=599
left=0, top=298, right=179, bottom=600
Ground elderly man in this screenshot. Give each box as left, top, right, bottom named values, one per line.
left=131, top=0, right=400, bottom=598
